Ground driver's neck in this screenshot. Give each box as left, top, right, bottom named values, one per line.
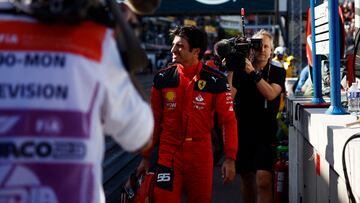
left=182, top=59, right=199, bottom=68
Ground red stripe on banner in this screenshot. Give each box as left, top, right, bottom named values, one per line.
left=316, top=153, right=320, bottom=176
left=0, top=20, right=106, bottom=62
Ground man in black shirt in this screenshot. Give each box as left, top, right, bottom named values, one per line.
left=230, top=30, right=286, bottom=203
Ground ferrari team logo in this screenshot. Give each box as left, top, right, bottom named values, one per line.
left=198, top=80, right=206, bottom=90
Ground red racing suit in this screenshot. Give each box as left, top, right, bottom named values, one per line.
left=144, top=62, right=237, bottom=203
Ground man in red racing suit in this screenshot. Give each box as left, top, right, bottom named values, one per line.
left=137, top=26, right=238, bottom=203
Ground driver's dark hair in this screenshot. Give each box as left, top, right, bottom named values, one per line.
left=169, top=25, right=208, bottom=60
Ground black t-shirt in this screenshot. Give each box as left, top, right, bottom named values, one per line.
left=232, top=62, right=286, bottom=143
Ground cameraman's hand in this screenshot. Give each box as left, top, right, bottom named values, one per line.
left=244, top=58, right=255, bottom=74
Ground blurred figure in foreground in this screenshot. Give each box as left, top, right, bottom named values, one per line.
left=0, top=0, right=159, bottom=202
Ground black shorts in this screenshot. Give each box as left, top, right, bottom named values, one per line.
left=235, top=142, right=276, bottom=174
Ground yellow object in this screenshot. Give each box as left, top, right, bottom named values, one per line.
left=284, top=55, right=297, bottom=77
left=184, top=19, right=197, bottom=26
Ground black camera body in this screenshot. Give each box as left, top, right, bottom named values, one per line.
left=214, top=36, right=262, bottom=71
left=228, top=37, right=262, bottom=57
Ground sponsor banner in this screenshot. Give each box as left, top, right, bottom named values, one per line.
left=0, top=110, right=90, bottom=138
left=0, top=163, right=94, bottom=203
left=0, top=52, right=66, bottom=68
left=0, top=137, right=88, bottom=163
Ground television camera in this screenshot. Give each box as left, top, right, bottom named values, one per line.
left=214, top=36, right=262, bottom=71
left=214, top=7, right=263, bottom=71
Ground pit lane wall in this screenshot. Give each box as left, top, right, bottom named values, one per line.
left=287, top=96, right=360, bottom=203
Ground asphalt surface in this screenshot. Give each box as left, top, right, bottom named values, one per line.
left=212, top=165, right=244, bottom=203
left=135, top=73, right=244, bottom=203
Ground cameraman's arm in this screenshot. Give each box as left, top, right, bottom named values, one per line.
left=244, top=59, right=282, bottom=101
left=256, top=80, right=282, bottom=101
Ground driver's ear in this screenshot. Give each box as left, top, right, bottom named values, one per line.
left=192, top=48, right=200, bottom=58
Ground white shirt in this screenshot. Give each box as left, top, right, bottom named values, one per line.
left=0, top=14, right=153, bottom=203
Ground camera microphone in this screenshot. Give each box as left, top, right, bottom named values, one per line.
left=241, top=8, right=245, bottom=36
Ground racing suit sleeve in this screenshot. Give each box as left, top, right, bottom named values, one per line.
left=215, top=90, right=238, bottom=160
left=141, top=86, right=163, bottom=159
left=101, top=29, right=154, bottom=152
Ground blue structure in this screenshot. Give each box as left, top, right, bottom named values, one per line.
left=310, top=0, right=325, bottom=104
left=325, top=0, right=347, bottom=114
left=309, top=0, right=347, bottom=114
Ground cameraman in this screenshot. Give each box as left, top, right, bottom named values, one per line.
left=221, top=30, right=286, bottom=203
left=0, top=1, right=159, bottom=203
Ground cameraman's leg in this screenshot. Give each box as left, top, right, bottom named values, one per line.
left=240, top=172, right=256, bottom=203
left=255, top=143, right=276, bottom=203
left=256, top=170, right=273, bottom=203
left=236, top=142, right=256, bottom=203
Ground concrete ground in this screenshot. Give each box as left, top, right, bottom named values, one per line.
left=212, top=165, right=244, bottom=203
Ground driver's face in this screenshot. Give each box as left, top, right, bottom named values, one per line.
left=170, top=36, right=199, bottom=66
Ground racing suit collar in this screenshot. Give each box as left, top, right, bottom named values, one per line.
left=179, top=62, right=202, bottom=79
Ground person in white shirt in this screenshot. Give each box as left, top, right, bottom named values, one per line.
left=0, top=0, right=159, bottom=202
